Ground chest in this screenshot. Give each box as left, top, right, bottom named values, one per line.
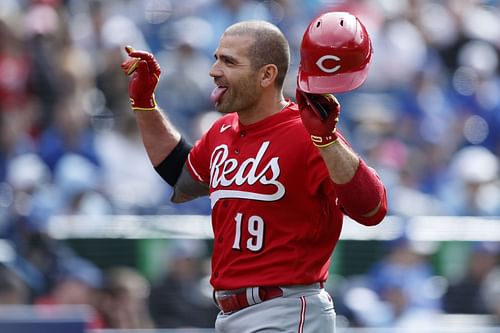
left=208, top=128, right=302, bottom=194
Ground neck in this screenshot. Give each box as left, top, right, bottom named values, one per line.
left=238, top=94, right=287, bottom=125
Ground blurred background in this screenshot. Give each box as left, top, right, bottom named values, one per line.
left=0, top=0, right=499, bottom=332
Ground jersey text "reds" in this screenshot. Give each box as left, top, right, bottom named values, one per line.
left=209, top=141, right=285, bottom=208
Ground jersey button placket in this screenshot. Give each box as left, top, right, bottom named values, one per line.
left=234, top=130, right=245, bottom=154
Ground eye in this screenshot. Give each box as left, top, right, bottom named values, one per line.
left=221, top=56, right=232, bottom=63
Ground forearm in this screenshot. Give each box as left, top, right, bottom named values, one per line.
left=319, top=141, right=387, bottom=225
left=134, top=109, right=181, bottom=166
left=121, top=47, right=181, bottom=166
left=318, top=140, right=359, bottom=184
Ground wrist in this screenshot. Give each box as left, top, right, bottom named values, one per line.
left=310, top=129, right=338, bottom=148
left=131, top=94, right=157, bottom=111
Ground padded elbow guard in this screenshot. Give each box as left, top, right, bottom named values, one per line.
left=334, top=159, right=387, bottom=225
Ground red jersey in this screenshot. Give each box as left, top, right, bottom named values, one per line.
left=187, top=102, right=344, bottom=290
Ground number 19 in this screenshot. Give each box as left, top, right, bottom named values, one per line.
left=232, top=212, right=265, bottom=252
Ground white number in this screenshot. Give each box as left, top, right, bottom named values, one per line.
left=232, top=213, right=265, bottom=252
left=232, top=213, right=243, bottom=250
left=247, top=216, right=264, bottom=252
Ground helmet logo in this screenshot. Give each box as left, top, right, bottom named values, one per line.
left=316, top=55, right=341, bottom=73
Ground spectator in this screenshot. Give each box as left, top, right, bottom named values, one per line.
left=361, top=236, right=443, bottom=326
left=98, top=266, right=155, bottom=329
left=95, top=113, right=167, bottom=214
left=34, top=257, right=104, bottom=329
left=481, top=266, right=500, bottom=323
left=439, top=145, right=500, bottom=216
left=0, top=0, right=497, bottom=329
left=37, top=95, right=101, bottom=172
left=149, top=239, right=218, bottom=328
left=445, top=242, right=499, bottom=314
left=0, top=265, right=29, bottom=305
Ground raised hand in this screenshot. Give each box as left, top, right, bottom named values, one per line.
left=296, top=89, right=340, bottom=148
left=121, top=46, right=161, bottom=111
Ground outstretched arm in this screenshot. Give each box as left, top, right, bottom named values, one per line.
left=318, top=141, right=387, bottom=225
left=122, top=46, right=208, bottom=202
left=135, top=110, right=181, bottom=167
left=121, top=46, right=181, bottom=165
left=296, top=90, right=387, bottom=225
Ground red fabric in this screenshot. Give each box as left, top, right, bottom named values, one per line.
left=187, top=102, right=344, bottom=289
left=295, top=89, right=340, bottom=146
left=0, top=54, right=31, bottom=110
left=121, top=47, right=160, bottom=110
left=186, top=101, right=386, bottom=289
left=333, top=159, right=387, bottom=226
left=215, top=286, right=283, bottom=313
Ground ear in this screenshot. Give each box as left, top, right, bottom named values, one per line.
left=260, top=64, right=278, bottom=88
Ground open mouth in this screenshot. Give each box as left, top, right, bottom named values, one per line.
left=210, top=86, right=228, bottom=105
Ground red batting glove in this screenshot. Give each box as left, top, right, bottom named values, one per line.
left=296, top=89, right=340, bottom=148
left=120, top=46, right=161, bottom=111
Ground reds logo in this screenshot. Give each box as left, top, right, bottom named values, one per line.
left=209, top=141, right=285, bottom=208
left=316, top=55, right=341, bottom=73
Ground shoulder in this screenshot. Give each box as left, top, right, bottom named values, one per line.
left=280, top=102, right=310, bottom=137
left=282, top=100, right=299, bottom=117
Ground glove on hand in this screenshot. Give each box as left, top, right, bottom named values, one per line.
left=296, top=89, right=340, bottom=147
left=121, top=46, right=161, bottom=111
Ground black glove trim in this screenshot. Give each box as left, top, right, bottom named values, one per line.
left=306, top=93, right=335, bottom=120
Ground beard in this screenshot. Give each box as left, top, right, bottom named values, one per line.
left=216, top=73, right=260, bottom=115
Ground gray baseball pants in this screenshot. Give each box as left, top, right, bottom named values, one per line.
left=215, top=284, right=336, bottom=333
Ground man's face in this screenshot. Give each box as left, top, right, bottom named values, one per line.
left=209, top=34, right=261, bottom=115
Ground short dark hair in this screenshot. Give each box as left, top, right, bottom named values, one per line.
left=224, top=21, right=290, bottom=89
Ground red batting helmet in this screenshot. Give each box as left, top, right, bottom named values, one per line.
left=297, top=11, right=373, bottom=94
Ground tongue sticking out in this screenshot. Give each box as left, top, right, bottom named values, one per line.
left=210, top=87, right=228, bottom=105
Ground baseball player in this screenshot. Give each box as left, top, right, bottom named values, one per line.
left=121, top=12, right=386, bottom=333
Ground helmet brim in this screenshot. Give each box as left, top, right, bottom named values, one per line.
left=297, top=67, right=369, bottom=94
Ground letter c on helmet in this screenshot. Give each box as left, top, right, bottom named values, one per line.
left=316, top=55, right=341, bottom=73
left=297, top=11, right=373, bottom=94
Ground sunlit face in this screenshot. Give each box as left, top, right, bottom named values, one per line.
left=209, top=34, right=262, bottom=115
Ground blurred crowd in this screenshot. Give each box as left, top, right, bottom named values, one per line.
left=0, top=238, right=219, bottom=329
left=0, top=0, right=499, bottom=330
left=0, top=236, right=499, bottom=330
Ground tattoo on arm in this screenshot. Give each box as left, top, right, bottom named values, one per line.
left=171, top=166, right=209, bottom=203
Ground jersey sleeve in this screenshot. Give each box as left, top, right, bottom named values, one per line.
left=186, top=132, right=211, bottom=184
left=332, top=133, right=388, bottom=225
left=334, top=159, right=387, bottom=225
left=304, top=130, right=387, bottom=225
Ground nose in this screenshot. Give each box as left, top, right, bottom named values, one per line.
left=209, top=61, right=222, bottom=78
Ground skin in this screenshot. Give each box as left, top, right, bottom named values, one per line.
left=209, top=34, right=288, bottom=124
left=135, top=110, right=180, bottom=167
left=320, top=141, right=359, bottom=184
left=132, top=30, right=366, bottom=211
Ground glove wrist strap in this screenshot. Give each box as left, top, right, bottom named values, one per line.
left=131, top=95, right=157, bottom=111
left=311, top=130, right=339, bottom=148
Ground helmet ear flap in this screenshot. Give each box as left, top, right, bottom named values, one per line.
left=297, top=11, right=373, bottom=94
